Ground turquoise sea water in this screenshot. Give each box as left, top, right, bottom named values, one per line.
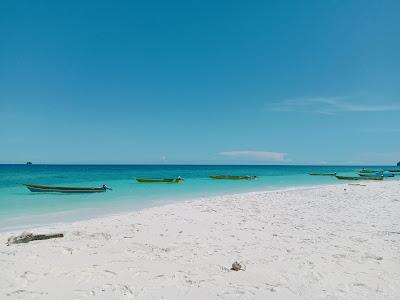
left=0, top=165, right=398, bottom=231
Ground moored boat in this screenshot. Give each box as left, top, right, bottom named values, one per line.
left=209, top=175, right=256, bottom=180
left=359, top=172, right=394, bottom=178
left=308, top=172, right=336, bottom=176
left=136, top=177, right=183, bottom=183
left=386, top=169, right=400, bottom=173
left=336, top=175, right=383, bottom=181
left=24, top=184, right=111, bottom=193
left=358, top=169, right=383, bottom=174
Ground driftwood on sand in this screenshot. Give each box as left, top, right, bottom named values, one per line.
left=7, top=232, right=64, bottom=246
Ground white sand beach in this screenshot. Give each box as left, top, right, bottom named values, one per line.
left=1, top=181, right=399, bottom=299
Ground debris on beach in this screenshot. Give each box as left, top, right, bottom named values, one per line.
left=7, top=232, right=64, bottom=246
left=231, top=261, right=245, bottom=271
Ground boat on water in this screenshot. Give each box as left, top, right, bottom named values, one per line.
left=24, top=184, right=112, bottom=193
left=359, top=172, right=394, bottom=178
left=136, top=177, right=183, bottom=183
left=308, top=172, right=336, bottom=176
left=386, top=169, right=400, bottom=173
left=336, top=175, right=383, bottom=181
left=209, top=175, right=256, bottom=180
left=358, top=169, right=383, bottom=174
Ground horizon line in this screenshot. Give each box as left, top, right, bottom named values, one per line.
left=0, top=163, right=398, bottom=167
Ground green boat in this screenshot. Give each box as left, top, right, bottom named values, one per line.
left=358, top=169, right=383, bottom=174
left=359, top=172, right=394, bottom=178
left=336, top=175, right=383, bottom=181
left=25, top=184, right=111, bottom=193
left=209, top=175, right=256, bottom=180
left=308, top=172, right=336, bottom=176
left=136, top=177, right=183, bottom=183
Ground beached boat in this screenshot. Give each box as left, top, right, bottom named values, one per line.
left=209, top=175, right=256, bottom=180
left=24, top=184, right=111, bottom=193
left=136, top=177, right=183, bottom=183
left=308, top=172, right=336, bottom=176
left=335, top=176, right=383, bottom=181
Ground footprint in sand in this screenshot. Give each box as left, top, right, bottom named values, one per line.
left=349, top=236, right=368, bottom=243
left=19, top=271, right=39, bottom=284
left=363, top=253, right=383, bottom=261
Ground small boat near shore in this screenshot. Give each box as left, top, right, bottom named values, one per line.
left=358, top=169, right=383, bottom=174
left=308, top=172, right=336, bottom=176
left=209, top=175, right=256, bottom=180
left=24, top=184, right=111, bottom=193
left=359, top=172, right=394, bottom=178
left=136, top=177, right=183, bottom=183
left=336, top=175, right=383, bottom=181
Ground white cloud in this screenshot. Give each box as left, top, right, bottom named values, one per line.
left=220, top=151, right=287, bottom=161
left=268, top=97, right=400, bottom=114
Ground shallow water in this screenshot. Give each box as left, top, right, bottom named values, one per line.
left=0, top=164, right=398, bottom=230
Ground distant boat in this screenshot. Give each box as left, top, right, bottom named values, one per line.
left=209, top=175, right=256, bottom=180
left=308, top=172, right=336, bottom=176
left=359, top=172, right=394, bottom=178
left=24, top=184, right=111, bottom=193
left=26, top=162, right=32, bottom=165
left=336, top=175, right=383, bottom=181
left=386, top=169, right=400, bottom=173
left=136, top=177, right=183, bottom=183
left=358, top=169, right=383, bottom=174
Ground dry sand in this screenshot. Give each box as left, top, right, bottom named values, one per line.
left=1, top=181, right=400, bottom=299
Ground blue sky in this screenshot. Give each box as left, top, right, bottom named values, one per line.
left=1, top=0, right=399, bottom=165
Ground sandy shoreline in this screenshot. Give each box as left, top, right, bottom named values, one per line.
left=0, top=183, right=341, bottom=234
left=1, top=181, right=399, bottom=299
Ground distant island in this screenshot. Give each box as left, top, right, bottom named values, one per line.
left=398, top=161, right=400, bottom=166
left=26, top=162, right=32, bottom=165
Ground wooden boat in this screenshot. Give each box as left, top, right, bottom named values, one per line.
left=335, top=176, right=383, bottom=181
left=359, top=172, right=394, bottom=178
left=358, top=169, right=383, bottom=174
left=136, top=177, right=183, bottom=183
left=308, top=172, right=336, bottom=176
left=209, top=175, right=256, bottom=180
left=24, top=184, right=111, bottom=193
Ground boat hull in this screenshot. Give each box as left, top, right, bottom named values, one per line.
left=358, top=169, right=383, bottom=174
left=136, top=178, right=181, bottom=183
left=25, top=184, right=107, bottom=193
left=359, top=173, right=394, bottom=178
left=209, top=175, right=256, bottom=180
left=335, top=176, right=383, bottom=181
left=308, top=173, right=336, bottom=176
